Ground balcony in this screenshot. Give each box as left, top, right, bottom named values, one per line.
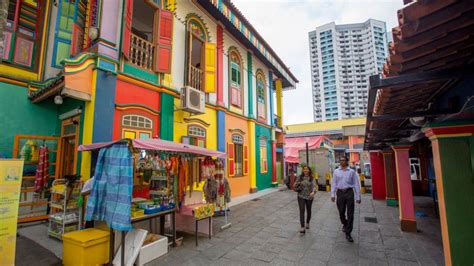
left=129, top=33, right=155, bottom=71
left=188, top=65, right=203, bottom=91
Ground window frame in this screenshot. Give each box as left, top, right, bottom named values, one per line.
left=185, top=124, right=206, bottom=148
left=259, top=137, right=268, bottom=174
left=228, top=49, right=243, bottom=108
left=256, top=70, right=267, bottom=120
left=232, top=133, right=244, bottom=176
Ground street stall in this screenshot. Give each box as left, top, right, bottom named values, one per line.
left=76, top=138, right=227, bottom=265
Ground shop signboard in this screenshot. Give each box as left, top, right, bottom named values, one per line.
left=0, top=159, right=24, bottom=265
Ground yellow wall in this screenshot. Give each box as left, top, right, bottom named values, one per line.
left=285, top=117, right=366, bottom=133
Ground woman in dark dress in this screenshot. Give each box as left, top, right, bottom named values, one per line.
left=294, top=166, right=317, bottom=234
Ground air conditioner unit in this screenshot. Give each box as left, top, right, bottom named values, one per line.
left=181, top=86, right=205, bottom=114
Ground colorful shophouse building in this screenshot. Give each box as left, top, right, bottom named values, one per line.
left=0, top=0, right=297, bottom=222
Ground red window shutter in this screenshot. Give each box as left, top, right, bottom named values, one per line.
left=243, top=145, right=248, bottom=175
left=154, top=9, right=173, bottom=73
left=122, top=0, right=133, bottom=59
left=228, top=143, right=235, bottom=177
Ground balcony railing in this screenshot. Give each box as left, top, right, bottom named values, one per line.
left=130, top=33, right=154, bottom=71
left=188, top=65, right=203, bottom=91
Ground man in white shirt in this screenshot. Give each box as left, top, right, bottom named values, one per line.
left=331, top=156, right=361, bottom=242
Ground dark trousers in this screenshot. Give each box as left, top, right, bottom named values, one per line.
left=297, top=197, right=313, bottom=228
left=336, top=189, right=355, bottom=234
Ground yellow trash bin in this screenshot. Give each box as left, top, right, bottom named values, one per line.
left=62, top=228, right=110, bottom=266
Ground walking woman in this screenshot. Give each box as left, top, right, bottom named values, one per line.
left=294, top=166, right=317, bottom=234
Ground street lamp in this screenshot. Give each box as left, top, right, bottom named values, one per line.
left=304, top=137, right=309, bottom=167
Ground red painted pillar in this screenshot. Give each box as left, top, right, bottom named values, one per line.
left=216, top=24, right=225, bottom=107
left=271, top=140, right=277, bottom=184
left=392, top=144, right=417, bottom=232
left=369, top=151, right=386, bottom=200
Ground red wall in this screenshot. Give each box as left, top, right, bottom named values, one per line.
left=370, top=151, right=386, bottom=200
left=113, top=80, right=161, bottom=140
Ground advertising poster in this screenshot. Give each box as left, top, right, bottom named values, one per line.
left=0, top=159, right=24, bottom=266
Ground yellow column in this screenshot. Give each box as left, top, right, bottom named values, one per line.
left=248, top=120, right=257, bottom=193
left=275, top=79, right=283, bottom=127
left=79, top=70, right=97, bottom=180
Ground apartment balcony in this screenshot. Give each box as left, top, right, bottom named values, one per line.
left=129, top=33, right=155, bottom=71
left=187, top=65, right=203, bottom=91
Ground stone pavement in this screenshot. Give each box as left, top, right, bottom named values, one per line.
left=149, top=190, right=444, bottom=265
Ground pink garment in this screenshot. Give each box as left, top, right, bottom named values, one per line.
left=34, top=146, right=49, bottom=193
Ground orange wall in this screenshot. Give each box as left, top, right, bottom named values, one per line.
left=225, top=114, right=250, bottom=197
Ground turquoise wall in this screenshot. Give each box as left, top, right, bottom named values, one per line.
left=0, top=83, right=59, bottom=158
left=0, top=82, right=85, bottom=176
left=255, top=124, right=272, bottom=190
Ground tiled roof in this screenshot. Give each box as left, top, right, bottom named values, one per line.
left=364, top=0, right=474, bottom=150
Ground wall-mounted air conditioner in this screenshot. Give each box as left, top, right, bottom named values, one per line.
left=181, top=86, right=205, bottom=114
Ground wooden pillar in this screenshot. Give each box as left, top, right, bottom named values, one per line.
left=369, top=150, right=386, bottom=200
left=392, top=144, right=416, bottom=232
left=423, top=124, right=474, bottom=266
left=382, top=150, right=398, bottom=206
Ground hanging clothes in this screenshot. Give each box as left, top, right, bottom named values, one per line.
left=177, top=156, right=186, bottom=205
left=34, top=146, right=49, bottom=193
left=85, top=143, right=133, bottom=231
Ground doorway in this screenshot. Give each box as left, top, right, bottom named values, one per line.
left=59, top=115, right=80, bottom=178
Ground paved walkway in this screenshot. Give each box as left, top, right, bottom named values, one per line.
left=149, top=190, right=444, bottom=265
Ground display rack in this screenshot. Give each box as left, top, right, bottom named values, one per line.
left=47, top=179, right=82, bottom=240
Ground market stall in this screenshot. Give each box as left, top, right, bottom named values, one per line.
left=77, top=138, right=227, bottom=265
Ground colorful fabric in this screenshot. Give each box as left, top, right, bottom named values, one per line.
left=34, top=146, right=49, bottom=193
left=85, top=143, right=133, bottom=231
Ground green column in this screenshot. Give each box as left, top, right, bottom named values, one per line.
left=247, top=51, right=254, bottom=118
left=424, top=124, right=474, bottom=265
left=160, top=92, right=174, bottom=141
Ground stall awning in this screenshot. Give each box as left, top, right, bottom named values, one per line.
left=78, top=138, right=227, bottom=158
left=284, top=136, right=324, bottom=163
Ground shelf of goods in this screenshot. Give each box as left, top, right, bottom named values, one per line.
left=47, top=179, right=82, bottom=240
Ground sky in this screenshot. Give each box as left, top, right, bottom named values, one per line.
left=232, top=0, right=405, bottom=125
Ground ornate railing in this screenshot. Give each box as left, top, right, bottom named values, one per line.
left=130, top=33, right=154, bottom=71
left=188, top=65, right=203, bottom=91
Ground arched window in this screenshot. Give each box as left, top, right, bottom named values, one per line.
left=259, top=137, right=268, bottom=173
left=256, top=70, right=266, bottom=120
left=231, top=134, right=244, bottom=176
left=183, top=125, right=206, bottom=147
left=186, top=16, right=213, bottom=92
left=122, top=115, right=153, bottom=139
left=229, top=49, right=242, bottom=108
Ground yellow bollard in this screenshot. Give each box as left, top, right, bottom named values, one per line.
left=325, top=173, right=331, bottom=192
left=360, top=173, right=366, bottom=194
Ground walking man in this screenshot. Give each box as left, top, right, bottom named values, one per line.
left=331, top=156, right=361, bottom=242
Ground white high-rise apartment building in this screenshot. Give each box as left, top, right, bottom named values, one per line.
left=309, top=19, right=388, bottom=121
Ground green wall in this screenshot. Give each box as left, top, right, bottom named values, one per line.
left=255, top=124, right=272, bottom=190
left=0, top=82, right=85, bottom=177
left=0, top=83, right=59, bottom=158
left=437, top=135, right=474, bottom=265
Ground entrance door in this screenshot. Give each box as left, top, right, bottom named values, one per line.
left=59, top=115, right=80, bottom=178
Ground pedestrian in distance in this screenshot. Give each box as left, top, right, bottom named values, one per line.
left=294, top=165, right=317, bottom=234
left=331, top=156, right=361, bottom=242
left=284, top=169, right=296, bottom=190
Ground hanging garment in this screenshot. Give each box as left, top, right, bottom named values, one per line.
left=34, top=146, right=49, bottom=193
left=85, top=143, right=133, bottom=231
left=178, top=157, right=186, bottom=205
left=224, top=177, right=231, bottom=203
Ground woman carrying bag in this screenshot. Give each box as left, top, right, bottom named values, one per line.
left=294, top=166, right=317, bottom=234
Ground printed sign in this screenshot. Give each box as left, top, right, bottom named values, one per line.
left=0, top=159, right=24, bottom=266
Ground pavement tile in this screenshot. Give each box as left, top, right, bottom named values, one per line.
left=358, top=257, right=389, bottom=266
left=388, top=258, right=420, bottom=266
left=277, top=249, right=305, bottom=262
left=250, top=250, right=278, bottom=262
left=180, top=256, right=214, bottom=266
left=271, top=258, right=298, bottom=266
left=223, top=249, right=253, bottom=261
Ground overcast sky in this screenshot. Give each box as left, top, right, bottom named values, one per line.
left=232, top=0, right=404, bottom=125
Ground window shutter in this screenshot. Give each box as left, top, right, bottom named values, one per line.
left=71, top=24, right=84, bottom=56
left=243, top=145, right=248, bottom=175
left=228, top=143, right=235, bottom=177
left=122, top=0, right=133, bottom=59
left=204, top=42, right=216, bottom=93
left=154, top=9, right=173, bottom=73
